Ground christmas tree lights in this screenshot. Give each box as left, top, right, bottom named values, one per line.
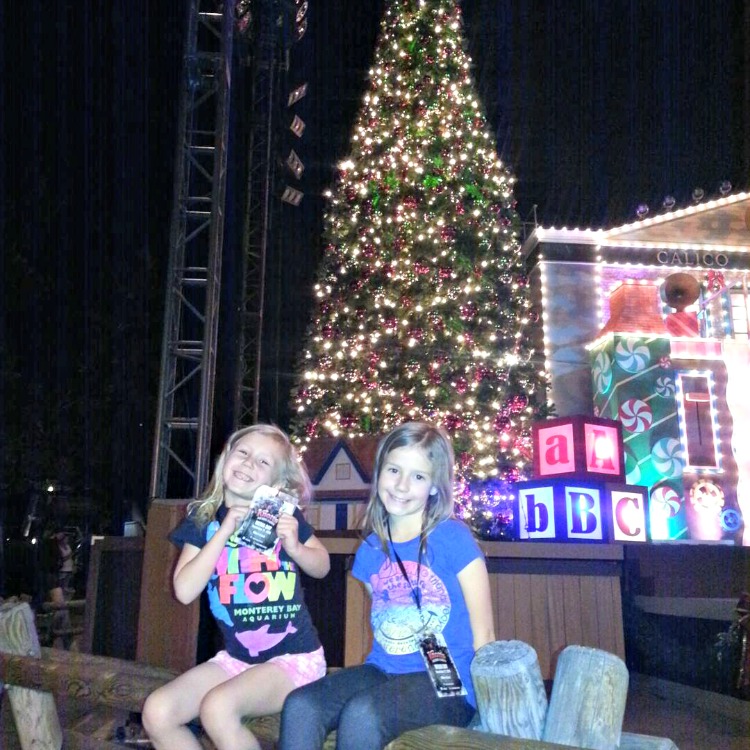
left=289, top=0, right=549, bottom=520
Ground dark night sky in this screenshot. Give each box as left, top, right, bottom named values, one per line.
left=1, top=0, right=749, bottom=528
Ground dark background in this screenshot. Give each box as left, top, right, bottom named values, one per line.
left=2, top=0, right=749, bottom=532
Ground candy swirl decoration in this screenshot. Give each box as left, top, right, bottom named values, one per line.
left=592, top=351, right=613, bottom=394
left=619, top=398, right=653, bottom=433
left=624, top=450, right=641, bottom=484
left=615, top=340, right=650, bottom=373
left=650, top=484, right=682, bottom=517
left=655, top=376, right=676, bottom=398
left=651, top=437, right=685, bottom=478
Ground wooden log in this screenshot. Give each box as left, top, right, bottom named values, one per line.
left=384, top=724, right=578, bottom=750
left=0, top=647, right=178, bottom=713
left=0, top=601, right=63, bottom=750
left=542, top=645, right=628, bottom=750
left=470, top=640, right=548, bottom=740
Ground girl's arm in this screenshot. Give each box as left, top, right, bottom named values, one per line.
left=457, top=556, right=496, bottom=652
left=173, top=505, right=247, bottom=603
left=276, top=513, right=331, bottom=579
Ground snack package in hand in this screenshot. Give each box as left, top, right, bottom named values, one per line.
left=234, top=485, right=298, bottom=555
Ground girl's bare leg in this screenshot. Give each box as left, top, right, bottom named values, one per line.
left=200, top=663, right=297, bottom=750
left=142, top=661, right=228, bottom=750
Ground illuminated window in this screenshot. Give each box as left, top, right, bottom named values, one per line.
left=729, top=287, right=749, bottom=339
left=677, top=373, right=718, bottom=469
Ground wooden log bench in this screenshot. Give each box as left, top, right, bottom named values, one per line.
left=1, top=602, right=677, bottom=750
left=0, top=602, right=333, bottom=749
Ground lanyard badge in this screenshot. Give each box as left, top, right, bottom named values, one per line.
left=387, top=522, right=467, bottom=699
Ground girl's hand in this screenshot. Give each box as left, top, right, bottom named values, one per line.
left=276, top=510, right=302, bottom=557
left=218, top=504, right=250, bottom=540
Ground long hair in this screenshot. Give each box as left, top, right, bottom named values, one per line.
left=187, top=424, right=312, bottom=527
left=361, top=422, right=455, bottom=554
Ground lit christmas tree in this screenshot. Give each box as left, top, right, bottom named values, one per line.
left=290, top=0, right=550, bottom=529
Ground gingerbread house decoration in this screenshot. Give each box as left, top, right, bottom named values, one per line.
left=301, top=436, right=380, bottom=531
left=522, top=191, right=750, bottom=546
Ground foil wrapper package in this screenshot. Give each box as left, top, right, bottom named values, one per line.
left=234, top=485, right=298, bottom=555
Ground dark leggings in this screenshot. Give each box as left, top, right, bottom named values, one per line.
left=278, top=664, right=475, bottom=750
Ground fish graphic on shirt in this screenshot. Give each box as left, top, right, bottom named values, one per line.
left=235, top=621, right=297, bottom=657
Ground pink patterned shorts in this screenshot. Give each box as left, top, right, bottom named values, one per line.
left=208, top=646, right=326, bottom=688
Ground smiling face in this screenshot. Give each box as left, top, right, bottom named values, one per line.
left=222, top=432, right=285, bottom=508
left=377, top=444, right=435, bottom=540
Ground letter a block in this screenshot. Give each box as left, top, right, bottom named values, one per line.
left=533, top=415, right=625, bottom=482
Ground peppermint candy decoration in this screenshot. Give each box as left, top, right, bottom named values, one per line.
left=619, top=399, right=653, bottom=433
left=655, top=376, right=675, bottom=397
left=592, top=351, right=613, bottom=393
left=615, top=340, right=650, bottom=373
left=651, top=437, right=685, bottom=478
left=650, top=485, right=682, bottom=517
left=625, top=451, right=641, bottom=484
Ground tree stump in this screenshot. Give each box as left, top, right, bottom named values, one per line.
left=542, top=645, right=629, bottom=750
left=470, top=639, right=548, bottom=740
left=0, top=601, right=63, bottom=750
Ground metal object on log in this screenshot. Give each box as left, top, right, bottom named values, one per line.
left=471, top=639, right=548, bottom=740
left=542, top=645, right=629, bottom=750
left=0, top=601, right=63, bottom=750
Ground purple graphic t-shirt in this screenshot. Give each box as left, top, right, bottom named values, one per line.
left=170, top=504, right=322, bottom=664
left=352, top=519, right=482, bottom=706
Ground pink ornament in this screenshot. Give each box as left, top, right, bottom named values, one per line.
left=340, top=413, right=357, bottom=429
left=443, top=414, right=464, bottom=431
left=460, top=302, right=477, bottom=320
left=458, top=452, right=474, bottom=469
left=494, top=414, right=511, bottom=431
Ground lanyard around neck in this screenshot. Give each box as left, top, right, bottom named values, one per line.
left=386, top=519, right=425, bottom=612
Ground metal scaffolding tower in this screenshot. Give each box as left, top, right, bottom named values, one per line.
left=149, top=1, right=235, bottom=501
left=234, top=0, right=294, bottom=428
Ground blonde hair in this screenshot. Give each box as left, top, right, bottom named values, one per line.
left=361, top=422, right=455, bottom=554
left=188, top=424, right=312, bottom=527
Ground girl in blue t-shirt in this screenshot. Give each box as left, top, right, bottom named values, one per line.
left=142, top=424, right=330, bottom=750
left=279, top=422, right=495, bottom=750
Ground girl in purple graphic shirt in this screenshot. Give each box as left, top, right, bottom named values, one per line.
left=279, top=422, right=494, bottom=750
left=142, top=424, right=330, bottom=750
